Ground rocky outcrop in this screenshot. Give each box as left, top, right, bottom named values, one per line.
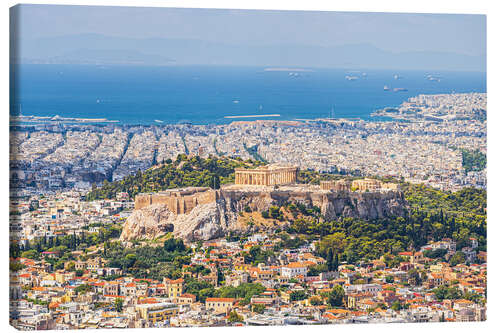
left=119, top=204, right=175, bottom=242
left=120, top=186, right=408, bottom=242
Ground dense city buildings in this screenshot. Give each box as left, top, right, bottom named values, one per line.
left=9, top=93, right=487, bottom=329
left=10, top=93, right=486, bottom=196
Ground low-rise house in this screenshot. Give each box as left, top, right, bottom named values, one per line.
left=177, top=293, right=196, bottom=305
left=205, top=297, right=236, bottom=314
left=281, top=262, right=308, bottom=278
left=136, top=302, right=179, bottom=324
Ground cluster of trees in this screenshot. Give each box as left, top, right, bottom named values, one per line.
left=101, top=238, right=191, bottom=279
left=10, top=224, right=122, bottom=267
left=423, top=248, right=448, bottom=259
left=297, top=170, right=343, bottom=185
left=243, top=245, right=274, bottom=265
left=183, top=279, right=265, bottom=304
left=460, top=149, right=486, bottom=173
left=322, top=285, right=345, bottom=307
left=228, top=310, right=244, bottom=323
left=86, top=155, right=264, bottom=201
left=275, top=232, right=307, bottom=250
left=326, top=248, right=340, bottom=271
left=307, top=264, right=329, bottom=276
left=284, top=183, right=486, bottom=264
left=261, top=206, right=284, bottom=220
left=286, top=202, right=321, bottom=219
left=432, top=285, right=482, bottom=303
left=75, top=284, right=93, bottom=295
left=282, top=283, right=345, bottom=307
left=290, top=290, right=308, bottom=301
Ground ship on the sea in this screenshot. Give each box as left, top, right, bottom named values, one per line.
left=383, top=85, right=390, bottom=91
left=427, top=74, right=442, bottom=82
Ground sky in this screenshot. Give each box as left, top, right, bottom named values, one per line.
left=10, top=4, right=486, bottom=70
left=14, top=4, right=486, bottom=55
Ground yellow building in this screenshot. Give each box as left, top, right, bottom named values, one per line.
left=205, top=297, right=236, bottom=314
left=137, top=302, right=179, bottom=324
left=163, top=278, right=184, bottom=300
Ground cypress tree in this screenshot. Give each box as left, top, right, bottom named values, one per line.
left=327, top=248, right=334, bottom=271
left=333, top=253, right=339, bottom=271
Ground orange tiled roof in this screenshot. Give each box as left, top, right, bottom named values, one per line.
left=205, top=297, right=235, bottom=303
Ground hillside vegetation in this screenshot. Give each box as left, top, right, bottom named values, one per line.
left=84, top=155, right=485, bottom=265
left=281, top=183, right=486, bottom=263
left=85, top=154, right=263, bottom=201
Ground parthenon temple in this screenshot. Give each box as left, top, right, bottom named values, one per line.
left=234, top=164, right=298, bottom=186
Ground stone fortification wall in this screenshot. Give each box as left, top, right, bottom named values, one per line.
left=134, top=187, right=218, bottom=214
left=124, top=185, right=407, bottom=241
left=320, top=179, right=401, bottom=192
left=133, top=184, right=405, bottom=221
left=219, top=187, right=406, bottom=221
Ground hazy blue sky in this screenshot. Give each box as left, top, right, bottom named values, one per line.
left=14, top=4, right=485, bottom=56
left=10, top=4, right=486, bottom=70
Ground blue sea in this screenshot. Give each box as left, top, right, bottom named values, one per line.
left=10, top=64, right=486, bottom=125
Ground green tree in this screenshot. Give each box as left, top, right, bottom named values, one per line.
left=326, top=248, right=334, bottom=271
left=450, top=251, right=466, bottom=266
left=333, top=253, right=339, bottom=271
left=391, top=300, right=402, bottom=311
left=327, top=285, right=345, bottom=307
left=252, top=304, right=266, bottom=314
left=114, top=298, right=124, bottom=312
left=290, top=290, right=308, bottom=302
left=408, top=269, right=422, bottom=286
left=75, top=284, right=92, bottom=295
left=310, top=296, right=323, bottom=306
left=228, top=310, right=244, bottom=323
left=433, top=286, right=463, bottom=301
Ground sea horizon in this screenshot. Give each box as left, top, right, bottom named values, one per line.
left=10, top=64, right=487, bottom=125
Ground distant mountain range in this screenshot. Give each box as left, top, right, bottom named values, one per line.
left=12, top=33, right=485, bottom=71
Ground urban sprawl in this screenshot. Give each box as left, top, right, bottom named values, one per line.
left=9, top=93, right=487, bottom=329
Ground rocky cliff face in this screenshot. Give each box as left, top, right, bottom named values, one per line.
left=120, top=187, right=407, bottom=242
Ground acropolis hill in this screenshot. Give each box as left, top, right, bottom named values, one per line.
left=122, top=165, right=406, bottom=242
